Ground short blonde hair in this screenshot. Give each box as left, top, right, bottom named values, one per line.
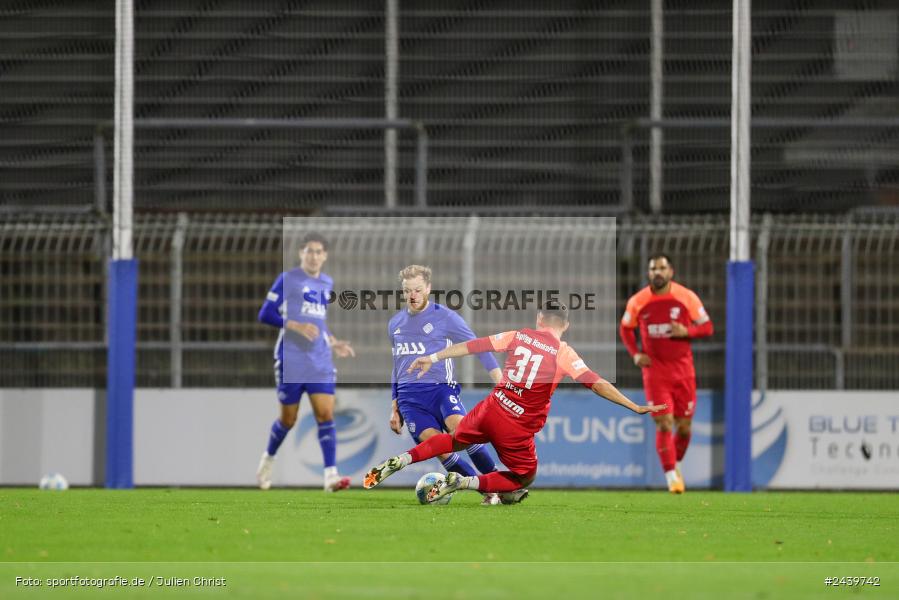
left=398, top=264, right=432, bottom=285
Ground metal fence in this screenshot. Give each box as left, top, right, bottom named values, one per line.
left=2, top=213, right=898, bottom=390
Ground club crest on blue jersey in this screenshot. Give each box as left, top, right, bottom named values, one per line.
left=423, top=322, right=434, bottom=334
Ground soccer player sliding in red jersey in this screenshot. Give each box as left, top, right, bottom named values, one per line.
left=620, top=254, right=714, bottom=494
left=363, top=303, right=665, bottom=501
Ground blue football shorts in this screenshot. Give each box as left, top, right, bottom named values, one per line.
left=396, top=384, right=468, bottom=443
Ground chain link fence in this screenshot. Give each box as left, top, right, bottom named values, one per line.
left=2, top=213, right=898, bottom=389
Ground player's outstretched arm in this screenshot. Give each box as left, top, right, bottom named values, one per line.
left=407, top=341, right=472, bottom=378
left=591, top=380, right=666, bottom=415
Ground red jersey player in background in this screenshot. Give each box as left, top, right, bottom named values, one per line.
left=363, top=303, right=664, bottom=501
left=620, top=254, right=713, bottom=494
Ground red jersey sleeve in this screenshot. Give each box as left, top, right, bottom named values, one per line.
left=558, top=344, right=605, bottom=389
left=621, top=287, right=653, bottom=329
left=466, top=330, right=516, bottom=354
left=673, top=284, right=710, bottom=324
left=619, top=322, right=639, bottom=357
left=620, top=295, right=641, bottom=330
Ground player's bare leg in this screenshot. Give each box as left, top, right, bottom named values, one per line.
left=278, top=403, right=300, bottom=429
left=654, top=414, right=684, bottom=493
left=257, top=403, right=300, bottom=490
left=310, top=393, right=350, bottom=492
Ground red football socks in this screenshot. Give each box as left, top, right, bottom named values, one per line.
left=675, top=431, right=692, bottom=462
left=656, top=430, right=676, bottom=472
left=409, top=433, right=454, bottom=462
left=475, top=471, right=523, bottom=493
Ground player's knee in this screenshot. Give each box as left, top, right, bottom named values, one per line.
left=418, top=428, right=438, bottom=441
left=443, top=417, right=462, bottom=434
left=279, top=415, right=297, bottom=429
left=655, top=418, right=673, bottom=433
left=676, top=422, right=692, bottom=436
left=517, top=469, right=537, bottom=488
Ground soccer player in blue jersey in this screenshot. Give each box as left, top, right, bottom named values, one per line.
left=389, top=265, right=508, bottom=502
left=256, top=232, right=355, bottom=492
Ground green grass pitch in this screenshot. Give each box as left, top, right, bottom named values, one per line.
left=1, top=488, right=896, bottom=599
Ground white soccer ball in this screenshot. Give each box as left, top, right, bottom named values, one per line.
left=39, top=473, right=69, bottom=491
left=415, top=472, right=452, bottom=505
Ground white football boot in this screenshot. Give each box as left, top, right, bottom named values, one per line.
left=256, top=452, right=275, bottom=490
left=480, top=493, right=502, bottom=506
left=427, top=471, right=467, bottom=503
left=324, top=473, right=351, bottom=492
left=363, top=454, right=409, bottom=489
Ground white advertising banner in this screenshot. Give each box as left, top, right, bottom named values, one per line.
left=755, top=391, right=899, bottom=489
left=0, top=389, right=97, bottom=485
left=134, top=388, right=437, bottom=488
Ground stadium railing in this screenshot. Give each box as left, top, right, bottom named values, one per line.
left=2, top=212, right=898, bottom=390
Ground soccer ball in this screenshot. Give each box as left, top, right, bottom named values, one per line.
left=415, top=472, right=452, bottom=505
left=39, top=473, right=69, bottom=491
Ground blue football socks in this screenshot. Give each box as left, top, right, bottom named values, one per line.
left=317, top=420, right=337, bottom=468
left=441, top=452, right=478, bottom=477
left=266, top=419, right=290, bottom=457
left=466, top=443, right=498, bottom=474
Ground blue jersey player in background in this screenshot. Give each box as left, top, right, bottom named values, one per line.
left=389, top=264, right=503, bottom=502
left=256, top=232, right=355, bottom=492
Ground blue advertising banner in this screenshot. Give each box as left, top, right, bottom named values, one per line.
left=532, top=388, right=723, bottom=489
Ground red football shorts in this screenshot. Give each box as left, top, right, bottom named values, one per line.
left=454, top=397, right=538, bottom=476
left=644, top=376, right=697, bottom=418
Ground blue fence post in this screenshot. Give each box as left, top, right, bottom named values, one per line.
left=106, top=258, right=138, bottom=489
left=725, top=260, right=754, bottom=492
